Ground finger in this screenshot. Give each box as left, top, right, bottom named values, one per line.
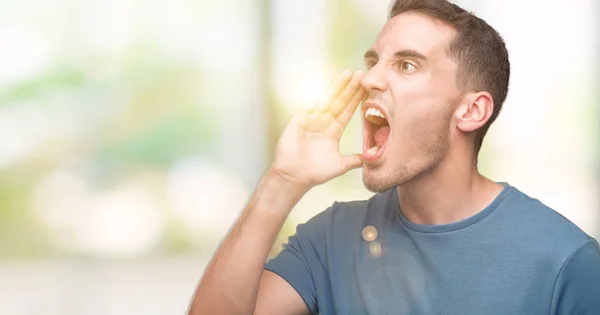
left=289, top=100, right=316, bottom=129
left=329, top=70, right=364, bottom=116
left=335, top=87, right=366, bottom=127
left=341, top=154, right=363, bottom=173
left=316, top=70, right=353, bottom=111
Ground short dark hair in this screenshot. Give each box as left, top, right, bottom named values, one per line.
left=389, top=0, right=510, bottom=153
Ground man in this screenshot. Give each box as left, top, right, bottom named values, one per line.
left=189, top=0, right=600, bottom=314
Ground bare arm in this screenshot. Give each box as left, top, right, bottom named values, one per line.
left=254, top=271, right=311, bottom=315
left=188, top=69, right=366, bottom=315
left=188, top=170, right=308, bottom=315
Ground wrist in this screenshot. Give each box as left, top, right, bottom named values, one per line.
left=242, top=169, right=309, bottom=219
left=265, top=166, right=313, bottom=193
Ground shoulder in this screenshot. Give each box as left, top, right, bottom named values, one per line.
left=500, top=185, right=593, bottom=259
left=551, top=238, right=600, bottom=313
left=506, top=187, right=590, bottom=239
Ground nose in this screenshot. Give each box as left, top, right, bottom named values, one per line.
left=360, top=64, right=387, bottom=93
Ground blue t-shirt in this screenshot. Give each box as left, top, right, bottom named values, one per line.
left=265, top=183, right=600, bottom=314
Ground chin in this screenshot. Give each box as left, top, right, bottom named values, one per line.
left=362, top=158, right=438, bottom=193
left=362, top=164, right=407, bottom=193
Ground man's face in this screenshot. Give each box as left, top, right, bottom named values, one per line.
left=361, top=12, right=463, bottom=192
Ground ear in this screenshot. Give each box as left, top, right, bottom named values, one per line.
left=454, top=92, right=494, bottom=133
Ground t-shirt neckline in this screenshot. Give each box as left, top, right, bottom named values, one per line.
left=392, top=182, right=513, bottom=234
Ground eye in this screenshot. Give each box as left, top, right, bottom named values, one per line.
left=398, top=61, right=417, bottom=73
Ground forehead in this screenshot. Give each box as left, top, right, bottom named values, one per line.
left=370, top=12, right=456, bottom=59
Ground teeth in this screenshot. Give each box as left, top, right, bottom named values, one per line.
left=367, top=145, right=379, bottom=156
left=365, top=107, right=385, bottom=119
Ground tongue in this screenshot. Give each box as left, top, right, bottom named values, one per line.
left=374, top=126, right=390, bottom=147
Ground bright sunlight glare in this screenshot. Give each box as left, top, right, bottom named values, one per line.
left=278, top=72, right=331, bottom=112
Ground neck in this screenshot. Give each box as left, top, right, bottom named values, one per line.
left=396, top=150, right=504, bottom=225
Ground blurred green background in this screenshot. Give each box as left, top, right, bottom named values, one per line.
left=0, top=0, right=598, bottom=314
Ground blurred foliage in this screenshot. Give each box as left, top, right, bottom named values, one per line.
left=0, top=67, right=85, bottom=106
left=0, top=166, right=54, bottom=258
left=329, top=0, right=380, bottom=70
left=0, top=39, right=218, bottom=257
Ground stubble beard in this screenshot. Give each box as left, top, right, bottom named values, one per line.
left=361, top=130, right=450, bottom=193
left=361, top=99, right=456, bottom=193
left=362, top=163, right=411, bottom=193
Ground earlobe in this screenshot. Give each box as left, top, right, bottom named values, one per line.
left=456, top=92, right=494, bottom=133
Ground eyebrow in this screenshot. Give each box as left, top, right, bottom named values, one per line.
left=363, top=49, right=428, bottom=62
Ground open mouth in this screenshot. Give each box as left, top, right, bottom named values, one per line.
left=363, top=105, right=391, bottom=161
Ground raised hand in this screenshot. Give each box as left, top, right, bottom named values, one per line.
left=270, top=70, right=366, bottom=189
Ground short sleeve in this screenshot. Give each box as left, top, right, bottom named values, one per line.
left=551, top=238, right=600, bottom=315
left=264, top=207, right=333, bottom=314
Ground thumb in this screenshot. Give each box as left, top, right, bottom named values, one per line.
left=341, top=154, right=363, bottom=173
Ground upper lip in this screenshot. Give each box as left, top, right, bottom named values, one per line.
left=362, top=100, right=391, bottom=123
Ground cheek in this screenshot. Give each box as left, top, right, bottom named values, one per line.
left=387, top=72, right=455, bottom=143
left=390, top=74, right=439, bottom=109
left=388, top=100, right=451, bottom=149
left=390, top=74, right=428, bottom=99
left=390, top=85, right=437, bottom=129
left=390, top=74, right=454, bottom=121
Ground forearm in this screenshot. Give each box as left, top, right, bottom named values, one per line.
left=188, top=170, right=308, bottom=315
